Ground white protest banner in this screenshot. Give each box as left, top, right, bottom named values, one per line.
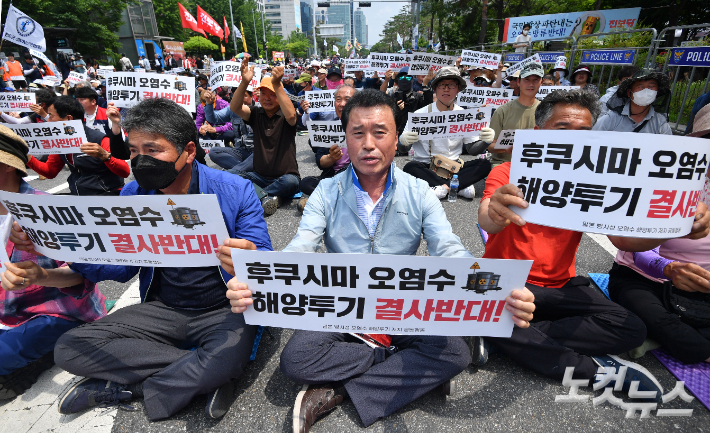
left=460, top=50, right=502, bottom=68
left=99, top=65, right=114, bottom=70
left=235, top=250, right=532, bottom=337
left=96, top=69, right=108, bottom=78
left=503, top=54, right=542, bottom=78
left=0, top=92, right=36, bottom=112
left=33, top=78, right=59, bottom=87
left=0, top=215, right=14, bottom=271
left=200, top=139, right=224, bottom=153
left=408, top=53, right=457, bottom=75
left=209, top=61, right=261, bottom=91
left=286, top=93, right=305, bottom=104
left=134, top=68, right=146, bottom=73
left=0, top=193, right=230, bottom=267
left=494, top=130, right=515, bottom=150
left=535, top=85, right=580, bottom=100
left=106, top=72, right=196, bottom=113
left=367, top=53, right=412, bottom=73
left=408, top=107, right=493, bottom=140
left=344, top=59, right=370, bottom=72
left=66, top=71, right=88, bottom=85
left=2, top=5, right=46, bottom=52
left=457, top=87, right=512, bottom=108
left=29, top=49, right=60, bottom=78
left=304, top=90, right=336, bottom=113
left=307, top=121, right=345, bottom=148
left=283, top=68, right=298, bottom=80
left=508, top=130, right=709, bottom=238
left=4, top=120, right=87, bottom=155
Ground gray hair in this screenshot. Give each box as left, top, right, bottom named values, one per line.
left=74, top=81, right=92, bottom=89
left=334, top=83, right=356, bottom=97
left=122, top=98, right=197, bottom=154
left=535, top=89, right=601, bottom=128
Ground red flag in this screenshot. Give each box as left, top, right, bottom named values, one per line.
left=197, top=5, right=224, bottom=39
left=178, top=3, right=207, bottom=37
left=223, top=16, right=230, bottom=42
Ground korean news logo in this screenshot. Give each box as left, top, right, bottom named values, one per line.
left=16, top=15, right=36, bottom=37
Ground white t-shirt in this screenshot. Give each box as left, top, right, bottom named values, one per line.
left=84, top=109, right=113, bottom=133
left=514, top=33, right=531, bottom=53
left=403, top=102, right=475, bottom=164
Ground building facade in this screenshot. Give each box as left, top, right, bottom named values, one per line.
left=264, top=0, right=302, bottom=37
left=353, top=8, right=367, bottom=47
left=300, top=1, right=314, bottom=38
left=116, top=0, right=167, bottom=66
left=326, top=3, right=353, bottom=46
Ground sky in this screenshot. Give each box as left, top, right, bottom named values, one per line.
left=361, top=3, right=403, bottom=47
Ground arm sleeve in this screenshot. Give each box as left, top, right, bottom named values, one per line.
left=422, top=187, right=473, bottom=258
left=490, top=107, right=504, bottom=140
left=101, top=137, right=130, bottom=177
left=282, top=183, right=327, bottom=253
left=215, top=122, right=233, bottom=134
left=206, top=105, right=233, bottom=124
left=196, top=105, right=206, bottom=131
left=592, top=113, right=612, bottom=131
left=0, top=113, right=31, bottom=124
left=108, top=129, right=130, bottom=160
left=465, top=139, right=489, bottom=156
left=27, top=154, right=64, bottom=178
left=69, top=262, right=140, bottom=284
left=234, top=183, right=273, bottom=252
left=632, top=247, right=672, bottom=280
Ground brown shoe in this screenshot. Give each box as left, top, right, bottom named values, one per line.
left=297, top=196, right=308, bottom=214
left=292, top=384, right=344, bottom=433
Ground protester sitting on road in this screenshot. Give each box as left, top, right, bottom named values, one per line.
left=608, top=104, right=710, bottom=364
left=74, top=86, right=112, bottom=135
left=478, top=88, right=710, bottom=396
left=203, top=88, right=255, bottom=173
left=0, top=88, right=55, bottom=124
left=229, top=58, right=300, bottom=216
left=400, top=66, right=491, bottom=200
left=0, top=125, right=105, bottom=400
left=570, top=65, right=600, bottom=97
left=7, top=97, right=275, bottom=421
left=26, top=96, right=129, bottom=195
left=218, top=89, right=535, bottom=433
left=598, top=65, right=639, bottom=116
left=196, top=89, right=234, bottom=144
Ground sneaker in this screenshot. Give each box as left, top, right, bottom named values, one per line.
left=442, top=378, right=457, bottom=396
left=58, top=378, right=133, bottom=415
left=293, top=384, right=344, bottom=433
left=627, top=338, right=662, bottom=359
left=0, top=351, right=55, bottom=400
left=205, top=380, right=234, bottom=419
left=458, top=184, right=476, bottom=199
left=466, top=336, right=489, bottom=366
left=297, top=196, right=308, bottom=214
left=261, top=196, right=280, bottom=216
left=591, top=355, right=663, bottom=401
left=431, top=185, right=449, bottom=200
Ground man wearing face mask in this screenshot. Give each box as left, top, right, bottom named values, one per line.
left=593, top=68, right=672, bottom=135
left=41, top=97, right=273, bottom=421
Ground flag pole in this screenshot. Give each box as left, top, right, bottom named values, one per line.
left=251, top=7, right=260, bottom=58
left=227, top=0, right=238, bottom=55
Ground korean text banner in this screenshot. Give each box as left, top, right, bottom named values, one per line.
left=408, top=54, right=457, bottom=75
left=503, top=8, right=641, bottom=42
left=0, top=93, right=36, bottom=112
left=3, top=120, right=87, bottom=155
left=535, top=86, right=580, bottom=100
left=234, top=250, right=532, bottom=337
left=106, top=72, right=196, bottom=113
left=367, top=53, right=412, bottom=73
left=669, top=47, right=710, bottom=67
left=305, top=90, right=336, bottom=113
left=307, top=121, right=345, bottom=148
left=408, top=108, right=492, bottom=140
left=0, top=193, right=230, bottom=267
left=344, top=59, right=370, bottom=72
left=457, top=87, right=512, bottom=108
left=580, top=49, right=635, bottom=65
left=66, top=72, right=88, bottom=85
left=503, top=54, right=541, bottom=79
left=508, top=130, right=708, bottom=238
left=460, top=50, right=502, bottom=68
left=200, top=139, right=224, bottom=153
left=209, top=62, right=261, bottom=91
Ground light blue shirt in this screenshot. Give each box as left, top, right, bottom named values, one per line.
left=352, top=168, right=393, bottom=237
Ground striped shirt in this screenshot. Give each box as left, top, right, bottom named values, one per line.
left=351, top=169, right=393, bottom=237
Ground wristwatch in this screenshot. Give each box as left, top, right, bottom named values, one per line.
left=103, top=153, right=112, bottom=162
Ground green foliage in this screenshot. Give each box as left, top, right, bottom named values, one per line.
left=184, top=36, right=219, bottom=53
left=153, top=0, right=186, bottom=41
left=667, top=80, right=708, bottom=126
left=285, top=31, right=312, bottom=58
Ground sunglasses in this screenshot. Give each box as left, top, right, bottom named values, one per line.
left=399, top=76, right=413, bottom=81
left=473, top=78, right=490, bottom=85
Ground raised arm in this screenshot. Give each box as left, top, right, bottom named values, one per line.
left=230, top=57, right=253, bottom=122
left=270, top=66, right=297, bottom=126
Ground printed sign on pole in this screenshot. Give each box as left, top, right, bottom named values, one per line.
left=457, top=87, right=512, bottom=109
left=0, top=193, right=230, bottom=267
left=209, top=61, right=261, bottom=91
left=0, top=93, right=36, bottom=112
left=344, top=59, right=370, bottom=72
left=508, top=130, right=709, bottom=238
left=234, top=249, right=533, bottom=337
left=307, top=121, right=346, bottom=148
left=408, top=54, right=457, bottom=75
left=3, top=120, right=87, bottom=155
left=304, top=90, right=336, bottom=113
left=459, top=50, right=502, bottom=68
left=580, top=49, right=636, bottom=65
left=106, top=72, right=196, bottom=113
left=367, top=53, right=412, bottom=73
left=407, top=107, right=493, bottom=140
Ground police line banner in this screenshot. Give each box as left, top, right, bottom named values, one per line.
left=408, top=108, right=493, bottom=140
left=3, top=120, right=87, bottom=155
left=209, top=61, right=261, bottom=91
left=234, top=250, right=533, bottom=337
left=0, top=193, right=230, bottom=267
left=408, top=54, right=457, bottom=75
left=535, top=86, right=580, bottom=100
left=200, top=139, right=224, bottom=153
left=537, top=52, right=566, bottom=63
left=459, top=50, right=502, bottom=68
left=367, top=53, right=412, bottom=73
left=669, top=47, right=710, bottom=67
left=580, top=49, right=635, bottom=65
left=508, top=130, right=709, bottom=238
left=344, top=59, right=370, bottom=72
left=305, top=90, right=336, bottom=113
left=306, top=121, right=345, bottom=148
left=0, top=93, right=36, bottom=112
left=106, top=72, right=196, bottom=113
left=503, top=54, right=542, bottom=79
left=458, top=87, right=513, bottom=109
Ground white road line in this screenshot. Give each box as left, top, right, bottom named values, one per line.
left=585, top=232, right=618, bottom=257
left=46, top=183, right=69, bottom=194
left=23, top=176, right=38, bottom=182
left=0, top=281, right=141, bottom=432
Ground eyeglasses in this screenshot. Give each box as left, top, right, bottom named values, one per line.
left=399, top=76, right=413, bottom=81
left=472, top=78, right=490, bottom=86
left=437, top=83, right=459, bottom=90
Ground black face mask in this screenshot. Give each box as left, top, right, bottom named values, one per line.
left=398, top=79, right=413, bottom=93
left=131, top=151, right=184, bottom=191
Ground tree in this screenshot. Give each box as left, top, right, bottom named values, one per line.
left=153, top=0, right=187, bottom=41
left=184, top=36, right=219, bottom=54
left=286, top=31, right=312, bottom=58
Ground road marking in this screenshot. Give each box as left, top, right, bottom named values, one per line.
left=23, top=176, right=38, bottom=182
left=585, top=233, right=618, bottom=257
left=0, top=281, right=141, bottom=432
left=46, top=183, right=69, bottom=194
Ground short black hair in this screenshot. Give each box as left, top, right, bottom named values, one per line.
left=34, top=88, right=56, bottom=107
left=523, top=23, right=532, bottom=29
left=341, top=89, right=397, bottom=132
left=74, top=86, right=98, bottom=102
left=23, top=54, right=32, bottom=60
left=122, top=98, right=197, bottom=154
left=542, top=74, right=555, bottom=81
left=197, top=74, right=208, bottom=82
left=618, top=65, right=640, bottom=81
left=51, top=95, right=84, bottom=120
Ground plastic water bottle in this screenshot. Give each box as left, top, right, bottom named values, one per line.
left=448, top=175, right=459, bottom=202
left=408, top=146, right=415, bottom=157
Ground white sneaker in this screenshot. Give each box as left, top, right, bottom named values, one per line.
left=431, top=185, right=449, bottom=199
left=458, top=184, right=476, bottom=199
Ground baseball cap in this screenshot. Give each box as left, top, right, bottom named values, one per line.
left=326, top=67, right=342, bottom=79
left=520, top=62, right=544, bottom=79
left=317, top=68, right=327, bottom=74
left=294, top=73, right=312, bottom=84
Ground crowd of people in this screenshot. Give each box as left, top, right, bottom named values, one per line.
left=0, top=47, right=708, bottom=433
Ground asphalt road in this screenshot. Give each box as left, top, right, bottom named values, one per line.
left=11, top=135, right=710, bottom=432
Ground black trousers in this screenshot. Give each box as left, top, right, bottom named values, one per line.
left=54, top=301, right=256, bottom=420
left=280, top=331, right=470, bottom=427
left=403, top=159, right=491, bottom=189
left=490, top=277, right=646, bottom=381
left=608, top=263, right=710, bottom=364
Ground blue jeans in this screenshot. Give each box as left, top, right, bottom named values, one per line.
left=210, top=148, right=253, bottom=172
left=235, top=170, right=300, bottom=198
left=0, top=315, right=80, bottom=375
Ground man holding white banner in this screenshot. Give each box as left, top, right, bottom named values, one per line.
left=219, top=89, right=535, bottom=432
left=478, top=89, right=710, bottom=394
